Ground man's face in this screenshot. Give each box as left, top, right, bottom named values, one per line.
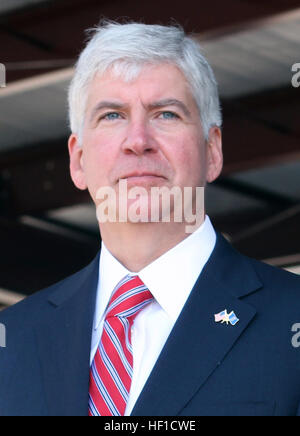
left=69, top=63, right=222, bottom=216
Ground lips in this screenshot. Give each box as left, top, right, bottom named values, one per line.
left=118, top=172, right=166, bottom=181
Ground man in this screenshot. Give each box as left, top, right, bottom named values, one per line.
left=1, top=21, right=300, bottom=417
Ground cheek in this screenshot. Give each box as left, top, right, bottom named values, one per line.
left=81, top=134, right=117, bottom=192
left=170, top=133, right=205, bottom=180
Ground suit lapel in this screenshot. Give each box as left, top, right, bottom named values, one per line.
left=33, top=233, right=262, bottom=416
left=35, top=253, right=100, bottom=416
left=131, top=234, right=262, bottom=416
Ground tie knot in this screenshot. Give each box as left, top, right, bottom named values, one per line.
left=105, top=275, right=153, bottom=320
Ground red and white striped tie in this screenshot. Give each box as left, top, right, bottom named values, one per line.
left=88, top=275, right=153, bottom=416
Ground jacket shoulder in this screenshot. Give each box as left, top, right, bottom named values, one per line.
left=0, top=254, right=99, bottom=328
left=248, top=256, right=300, bottom=288
left=243, top=255, right=300, bottom=312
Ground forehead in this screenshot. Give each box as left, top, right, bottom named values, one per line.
left=86, top=63, right=196, bottom=107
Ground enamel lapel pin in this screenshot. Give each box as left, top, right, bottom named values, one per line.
left=215, top=309, right=239, bottom=326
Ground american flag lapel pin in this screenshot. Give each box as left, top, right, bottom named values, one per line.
left=215, top=309, right=239, bottom=326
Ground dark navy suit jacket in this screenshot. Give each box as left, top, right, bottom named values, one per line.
left=1, top=233, right=300, bottom=416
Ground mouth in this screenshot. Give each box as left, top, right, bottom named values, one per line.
left=118, top=172, right=167, bottom=182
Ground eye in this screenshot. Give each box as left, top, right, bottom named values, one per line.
left=100, top=112, right=122, bottom=121
left=159, top=111, right=180, bottom=120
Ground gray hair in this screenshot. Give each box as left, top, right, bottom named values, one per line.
left=68, top=21, right=222, bottom=142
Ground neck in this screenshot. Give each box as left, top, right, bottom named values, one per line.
left=99, top=219, right=204, bottom=272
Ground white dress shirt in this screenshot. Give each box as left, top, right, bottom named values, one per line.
left=90, top=215, right=216, bottom=415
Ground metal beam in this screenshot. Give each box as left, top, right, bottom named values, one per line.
left=197, top=6, right=300, bottom=42
left=2, top=0, right=300, bottom=83
left=0, top=288, right=25, bottom=308
left=231, top=204, right=300, bottom=261
left=0, top=138, right=89, bottom=216
left=214, top=177, right=298, bottom=211
left=0, top=215, right=99, bottom=295
left=222, top=87, right=300, bottom=175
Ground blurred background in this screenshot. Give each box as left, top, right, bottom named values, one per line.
left=0, top=0, right=299, bottom=310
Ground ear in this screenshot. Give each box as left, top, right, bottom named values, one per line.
left=68, top=134, right=88, bottom=190
left=206, top=127, right=223, bottom=183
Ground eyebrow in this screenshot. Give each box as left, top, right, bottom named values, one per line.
left=89, top=101, right=127, bottom=122
left=89, top=98, right=192, bottom=122
left=148, top=99, right=191, bottom=118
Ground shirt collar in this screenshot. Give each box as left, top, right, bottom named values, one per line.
left=94, top=215, right=216, bottom=329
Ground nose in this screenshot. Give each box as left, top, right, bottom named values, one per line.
left=121, top=118, right=157, bottom=156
